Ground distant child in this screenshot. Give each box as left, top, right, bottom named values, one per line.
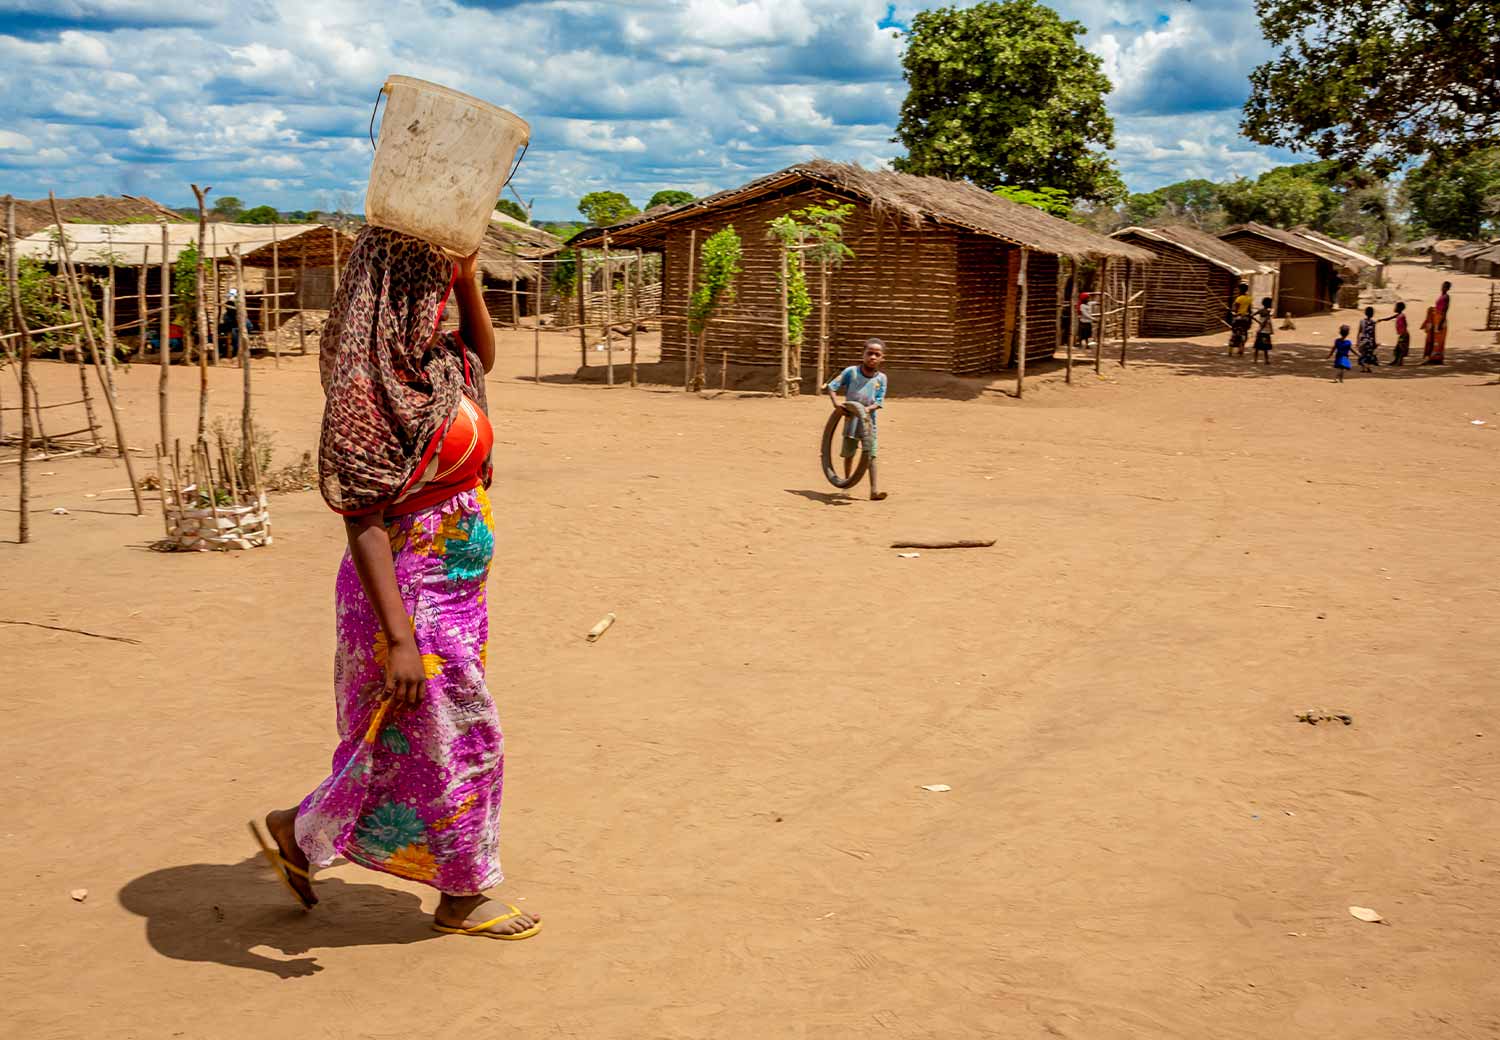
left=1251, top=296, right=1274, bottom=364
left=1078, top=293, right=1096, bottom=347
left=1229, top=281, right=1252, bottom=356
left=1328, top=324, right=1354, bottom=382
left=1356, top=306, right=1380, bottom=371
left=1378, top=302, right=1409, bottom=365
left=826, top=338, right=889, bottom=501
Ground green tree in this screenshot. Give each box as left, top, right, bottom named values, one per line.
left=1405, top=149, right=1500, bottom=239
left=239, top=205, right=280, bottom=224
left=0, top=257, right=83, bottom=356
left=577, top=191, right=640, bottom=227
left=213, top=196, right=244, bottom=219
left=891, top=0, right=1123, bottom=203
left=687, top=226, right=743, bottom=391
left=1243, top=0, right=1500, bottom=172
left=174, top=242, right=201, bottom=328
left=647, top=190, right=695, bottom=210
left=1220, top=175, right=1329, bottom=229
left=494, top=198, right=529, bottom=222
left=992, top=185, right=1072, bottom=217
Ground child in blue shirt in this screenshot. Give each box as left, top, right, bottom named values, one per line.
left=826, top=338, right=889, bottom=501
left=1328, top=324, right=1354, bottom=383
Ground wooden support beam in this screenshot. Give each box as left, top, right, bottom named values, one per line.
left=6, top=197, right=33, bottom=542
left=1016, top=247, right=1029, bottom=399
left=158, top=222, right=171, bottom=451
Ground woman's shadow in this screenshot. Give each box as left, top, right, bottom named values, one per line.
left=119, top=855, right=440, bottom=978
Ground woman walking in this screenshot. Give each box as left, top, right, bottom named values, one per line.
left=1422, top=281, right=1451, bottom=364
left=251, top=227, right=539, bottom=940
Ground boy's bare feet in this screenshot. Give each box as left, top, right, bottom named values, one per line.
left=435, top=893, right=542, bottom=936
left=871, top=491, right=888, bottom=501
left=265, top=808, right=317, bottom=907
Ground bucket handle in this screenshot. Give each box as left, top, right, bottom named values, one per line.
left=368, top=84, right=387, bottom=151
left=502, top=140, right=529, bottom=189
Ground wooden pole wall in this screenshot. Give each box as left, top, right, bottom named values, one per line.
left=1066, top=259, right=1077, bottom=384
left=778, top=244, right=789, bottom=399
left=1016, top=247, right=1028, bottom=399
left=297, top=250, right=308, bottom=355
left=817, top=258, right=830, bottom=390
left=1094, top=258, right=1106, bottom=376
left=630, top=248, right=641, bottom=388
left=576, top=252, right=588, bottom=367
left=684, top=229, right=697, bottom=391
left=233, top=248, right=253, bottom=457
left=602, top=233, right=614, bottom=386
left=1120, top=260, right=1132, bottom=367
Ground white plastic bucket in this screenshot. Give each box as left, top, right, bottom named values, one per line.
left=364, top=75, right=530, bottom=256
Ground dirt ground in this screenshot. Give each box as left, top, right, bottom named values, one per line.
left=5, top=260, right=1500, bottom=1038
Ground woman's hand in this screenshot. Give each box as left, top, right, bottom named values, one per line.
left=383, top=637, right=427, bottom=704
left=455, top=250, right=480, bottom=283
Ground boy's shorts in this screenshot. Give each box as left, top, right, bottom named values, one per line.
left=840, top=433, right=877, bottom=459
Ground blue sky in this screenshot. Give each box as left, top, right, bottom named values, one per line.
left=0, top=0, right=1300, bottom=219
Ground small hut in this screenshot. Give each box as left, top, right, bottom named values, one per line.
left=1218, top=223, right=1381, bottom=315
left=474, top=211, right=559, bottom=324
left=1110, top=225, right=1273, bottom=336
left=240, top=225, right=357, bottom=328
left=569, top=160, right=1152, bottom=376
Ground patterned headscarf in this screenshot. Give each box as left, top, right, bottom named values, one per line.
left=318, top=226, right=481, bottom=515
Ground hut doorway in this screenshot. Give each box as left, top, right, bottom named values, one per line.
left=1278, top=260, right=1318, bottom=316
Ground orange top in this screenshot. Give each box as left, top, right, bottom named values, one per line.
left=388, top=394, right=493, bottom=516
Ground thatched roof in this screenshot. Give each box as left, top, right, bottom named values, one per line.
left=1112, top=225, right=1272, bottom=276
left=570, top=160, right=1154, bottom=262
left=241, top=225, right=357, bottom=269
left=1221, top=222, right=1381, bottom=271
left=486, top=210, right=562, bottom=256
left=13, top=221, right=323, bottom=266
left=4, top=194, right=184, bottom=239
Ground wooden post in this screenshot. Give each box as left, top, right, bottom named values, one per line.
left=778, top=244, right=790, bottom=399
left=6, top=197, right=33, bottom=542
left=191, top=185, right=211, bottom=439
left=104, top=247, right=117, bottom=387
left=1016, top=247, right=1029, bottom=399
left=158, top=222, right=171, bottom=452
left=210, top=225, right=220, bottom=361
left=47, top=194, right=143, bottom=513
left=630, top=247, right=641, bottom=388
left=297, top=246, right=308, bottom=355
left=684, top=229, right=697, bottom=390
left=817, top=258, right=830, bottom=390
left=137, top=244, right=148, bottom=358
left=602, top=233, right=613, bottom=386
left=1094, top=258, right=1106, bottom=375
left=1066, top=258, right=1077, bottom=385
left=331, top=225, right=340, bottom=293
left=271, top=223, right=281, bottom=367
left=509, top=250, right=521, bottom=331
left=576, top=250, right=588, bottom=368
left=1120, top=260, right=1132, bottom=367
left=533, top=275, right=541, bottom=384
left=233, top=248, right=253, bottom=456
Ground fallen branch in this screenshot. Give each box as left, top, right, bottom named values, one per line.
left=0, top=619, right=142, bottom=644
left=889, top=539, right=995, bottom=550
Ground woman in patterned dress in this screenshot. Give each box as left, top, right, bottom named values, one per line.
left=251, top=226, right=539, bottom=940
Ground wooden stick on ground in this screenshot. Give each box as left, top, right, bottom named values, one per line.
left=5, top=196, right=32, bottom=543
left=0, top=619, right=143, bottom=644
left=889, top=540, right=996, bottom=550
left=47, top=192, right=143, bottom=514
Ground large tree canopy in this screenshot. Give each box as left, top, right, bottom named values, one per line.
left=577, top=191, right=639, bottom=227
left=1404, top=149, right=1500, bottom=239
left=1243, top=0, right=1500, bottom=171
left=647, top=189, right=695, bottom=210
left=891, top=0, right=1123, bottom=204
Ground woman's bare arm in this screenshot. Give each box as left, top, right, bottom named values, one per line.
left=453, top=251, right=495, bottom=373
left=345, top=512, right=428, bottom=704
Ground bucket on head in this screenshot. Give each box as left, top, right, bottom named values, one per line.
left=364, top=75, right=530, bottom=257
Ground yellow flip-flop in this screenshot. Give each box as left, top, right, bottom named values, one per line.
left=432, top=902, right=542, bottom=940
left=248, top=819, right=316, bottom=910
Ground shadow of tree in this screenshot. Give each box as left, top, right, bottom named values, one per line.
left=118, top=855, right=438, bottom=978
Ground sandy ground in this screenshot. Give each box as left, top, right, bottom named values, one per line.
left=4, top=261, right=1500, bottom=1038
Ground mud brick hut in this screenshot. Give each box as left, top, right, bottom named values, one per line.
left=1109, top=225, right=1274, bottom=337
left=1217, top=223, right=1381, bottom=315
left=569, top=160, right=1152, bottom=377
